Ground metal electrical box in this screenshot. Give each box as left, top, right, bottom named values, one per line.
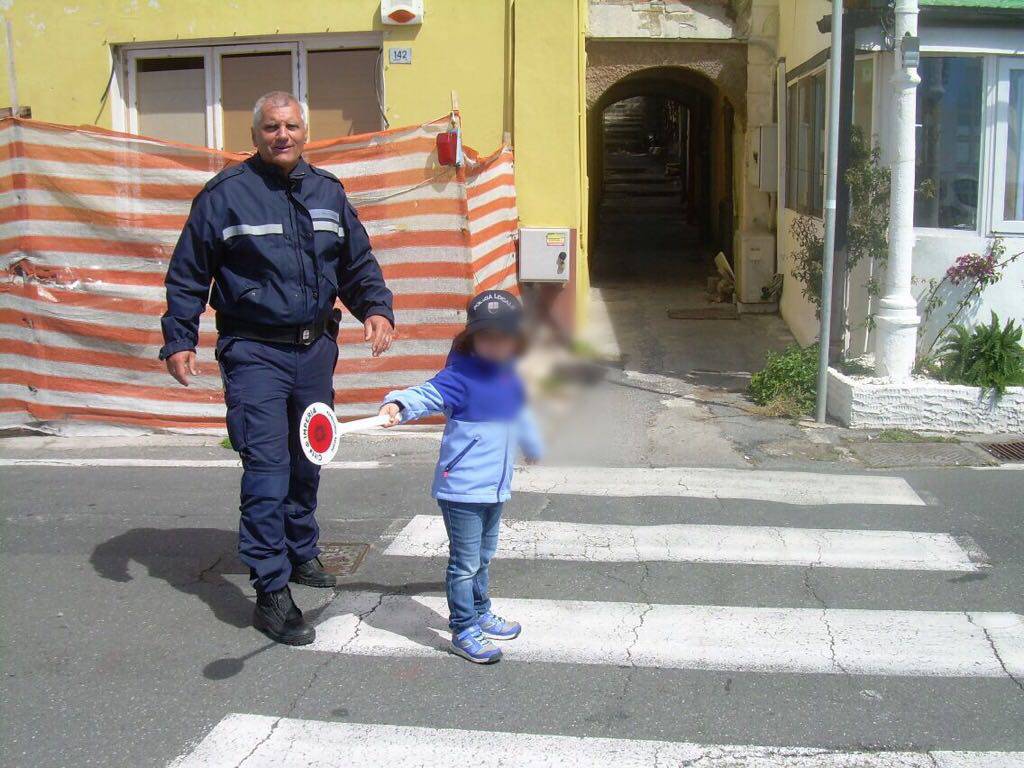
left=735, top=230, right=777, bottom=304
left=518, top=227, right=571, bottom=282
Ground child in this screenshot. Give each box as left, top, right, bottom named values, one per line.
left=379, top=290, right=542, bottom=664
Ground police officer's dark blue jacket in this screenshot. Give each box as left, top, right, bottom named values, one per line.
left=159, top=154, right=394, bottom=360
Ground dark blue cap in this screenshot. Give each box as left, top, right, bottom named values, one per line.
left=465, top=290, right=523, bottom=335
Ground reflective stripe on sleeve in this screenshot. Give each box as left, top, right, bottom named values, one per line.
left=309, top=209, right=341, bottom=222
left=312, top=220, right=342, bottom=234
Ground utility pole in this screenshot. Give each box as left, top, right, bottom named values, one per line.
left=814, top=0, right=844, bottom=423
left=874, top=0, right=921, bottom=380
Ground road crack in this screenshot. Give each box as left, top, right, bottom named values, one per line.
left=964, top=612, right=1024, bottom=693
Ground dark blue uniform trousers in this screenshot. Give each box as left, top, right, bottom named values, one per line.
left=217, top=334, right=337, bottom=593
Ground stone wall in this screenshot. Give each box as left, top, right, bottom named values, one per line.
left=585, top=40, right=748, bottom=121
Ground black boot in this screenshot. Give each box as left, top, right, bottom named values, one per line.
left=289, top=556, right=337, bottom=588
left=253, top=585, right=315, bottom=646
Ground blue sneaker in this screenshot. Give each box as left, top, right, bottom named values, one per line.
left=450, top=625, right=502, bottom=664
left=478, top=611, right=521, bottom=640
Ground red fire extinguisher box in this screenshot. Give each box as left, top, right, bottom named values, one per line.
left=436, top=130, right=459, bottom=166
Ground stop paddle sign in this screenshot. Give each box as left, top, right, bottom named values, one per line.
left=299, top=403, right=341, bottom=465
left=299, top=403, right=393, bottom=465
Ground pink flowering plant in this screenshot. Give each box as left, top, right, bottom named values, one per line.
left=918, top=238, right=1023, bottom=363
left=945, top=250, right=999, bottom=286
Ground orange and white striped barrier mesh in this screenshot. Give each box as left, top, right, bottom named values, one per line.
left=0, top=116, right=518, bottom=433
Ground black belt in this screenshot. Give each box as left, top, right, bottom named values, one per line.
left=216, top=311, right=338, bottom=346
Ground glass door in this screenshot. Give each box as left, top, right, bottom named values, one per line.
left=994, top=58, right=1024, bottom=233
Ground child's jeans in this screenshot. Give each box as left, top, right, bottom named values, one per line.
left=437, top=499, right=503, bottom=632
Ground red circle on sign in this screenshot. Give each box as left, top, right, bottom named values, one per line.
left=308, top=413, right=334, bottom=453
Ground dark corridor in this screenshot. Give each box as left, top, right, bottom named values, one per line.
left=589, top=72, right=733, bottom=286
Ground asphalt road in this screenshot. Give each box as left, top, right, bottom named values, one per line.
left=2, top=440, right=1023, bottom=766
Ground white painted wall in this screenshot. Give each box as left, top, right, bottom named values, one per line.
left=911, top=231, right=1024, bottom=354
left=775, top=11, right=1024, bottom=358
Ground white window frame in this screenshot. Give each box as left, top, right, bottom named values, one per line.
left=784, top=65, right=829, bottom=218
left=126, top=46, right=215, bottom=148
left=916, top=27, right=1024, bottom=237
left=211, top=41, right=300, bottom=151
left=991, top=56, right=1024, bottom=234
left=115, top=33, right=383, bottom=150
left=911, top=52, right=989, bottom=236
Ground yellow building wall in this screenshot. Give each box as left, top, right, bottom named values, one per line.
left=775, top=0, right=831, bottom=345
left=0, top=0, right=511, bottom=150
left=512, top=0, right=588, bottom=322
left=0, top=0, right=587, bottom=325
left=776, top=0, right=829, bottom=72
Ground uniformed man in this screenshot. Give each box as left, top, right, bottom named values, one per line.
left=159, top=91, right=395, bottom=646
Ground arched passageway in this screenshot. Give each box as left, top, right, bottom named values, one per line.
left=587, top=67, right=735, bottom=286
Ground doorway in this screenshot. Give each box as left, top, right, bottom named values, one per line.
left=588, top=67, right=733, bottom=287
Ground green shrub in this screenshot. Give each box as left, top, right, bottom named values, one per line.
left=936, top=312, right=1024, bottom=395
left=748, top=343, right=819, bottom=416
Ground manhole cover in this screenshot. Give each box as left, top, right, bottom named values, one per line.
left=667, top=307, right=738, bottom=320
left=848, top=441, right=997, bottom=468
left=201, top=542, right=369, bottom=581
left=318, top=542, right=370, bottom=576
left=979, top=441, right=1024, bottom=463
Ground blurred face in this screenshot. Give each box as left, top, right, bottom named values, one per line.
left=252, top=101, right=307, bottom=174
left=472, top=329, right=520, bottom=362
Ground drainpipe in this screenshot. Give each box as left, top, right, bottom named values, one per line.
left=873, top=0, right=921, bottom=380
left=814, top=0, right=844, bottom=423
left=828, top=13, right=856, bottom=366
left=503, top=0, right=515, bottom=145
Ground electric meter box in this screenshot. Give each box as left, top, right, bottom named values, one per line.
left=518, top=227, right=571, bottom=283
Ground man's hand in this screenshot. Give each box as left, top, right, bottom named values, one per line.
left=364, top=315, right=394, bottom=357
left=378, top=402, right=401, bottom=427
left=166, top=350, right=199, bottom=387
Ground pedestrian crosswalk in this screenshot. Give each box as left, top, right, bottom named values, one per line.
left=170, top=715, right=1024, bottom=767
left=168, top=464, right=1024, bottom=767
left=512, top=466, right=926, bottom=506
left=384, top=515, right=985, bottom=571
left=301, top=592, right=1023, bottom=677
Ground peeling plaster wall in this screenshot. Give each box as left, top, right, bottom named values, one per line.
left=585, top=40, right=748, bottom=122
left=588, top=0, right=737, bottom=40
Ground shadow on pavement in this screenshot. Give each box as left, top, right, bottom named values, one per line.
left=89, top=527, right=251, bottom=629
left=334, top=580, right=451, bottom=652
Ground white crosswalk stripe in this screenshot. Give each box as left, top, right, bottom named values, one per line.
left=169, top=715, right=1024, bottom=767
left=384, top=515, right=985, bottom=571
left=512, top=466, right=926, bottom=506
left=301, top=592, right=1024, bottom=678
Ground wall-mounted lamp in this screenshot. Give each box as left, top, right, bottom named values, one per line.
left=382, top=0, right=424, bottom=25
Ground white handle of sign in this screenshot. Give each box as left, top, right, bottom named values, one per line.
left=300, top=407, right=393, bottom=466
left=334, top=413, right=392, bottom=435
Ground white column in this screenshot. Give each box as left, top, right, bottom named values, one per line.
left=874, top=0, right=921, bottom=379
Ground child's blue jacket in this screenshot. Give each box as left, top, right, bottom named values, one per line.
left=385, top=351, right=543, bottom=503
